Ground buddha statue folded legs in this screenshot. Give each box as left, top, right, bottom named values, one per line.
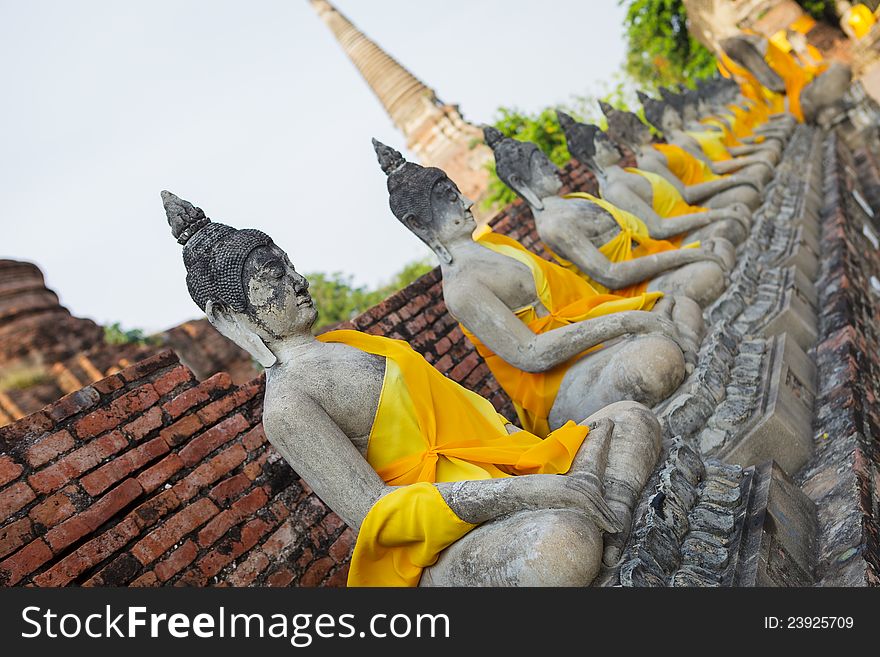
left=160, top=190, right=665, bottom=584
left=483, top=127, right=733, bottom=308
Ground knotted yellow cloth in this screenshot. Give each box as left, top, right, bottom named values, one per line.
left=845, top=3, right=877, bottom=39
left=653, top=143, right=722, bottom=185
left=554, top=192, right=699, bottom=292
left=317, top=329, right=590, bottom=586
left=718, top=53, right=784, bottom=116
left=624, top=167, right=709, bottom=227
left=461, top=228, right=662, bottom=437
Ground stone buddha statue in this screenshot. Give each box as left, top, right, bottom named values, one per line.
left=161, top=189, right=665, bottom=584
left=482, top=127, right=732, bottom=307
left=556, top=110, right=751, bottom=246
left=596, top=100, right=763, bottom=211
left=637, top=92, right=776, bottom=188
left=720, top=33, right=851, bottom=125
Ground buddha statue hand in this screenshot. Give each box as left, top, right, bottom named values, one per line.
left=729, top=173, right=763, bottom=193
left=709, top=206, right=751, bottom=233
left=650, top=303, right=699, bottom=371
left=497, top=474, right=623, bottom=534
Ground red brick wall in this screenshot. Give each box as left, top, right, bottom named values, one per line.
left=0, top=351, right=352, bottom=587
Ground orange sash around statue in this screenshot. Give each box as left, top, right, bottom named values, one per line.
left=624, top=166, right=709, bottom=231
left=461, top=229, right=662, bottom=438
left=653, top=143, right=722, bottom=185
left=318, top=329, right=591, bottom=587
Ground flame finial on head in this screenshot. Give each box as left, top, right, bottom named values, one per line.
left=162, top=190, right=211, bottom=245
left=372, top=138, right=406, bottom=175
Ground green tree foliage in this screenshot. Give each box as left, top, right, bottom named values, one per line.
left=621, top=0, right=717, bottom=90
left=104, top=322, right=160, bottom=346
left=794, top=1, right=839, bottom=23
left=307, top=258, right=435, bottom=331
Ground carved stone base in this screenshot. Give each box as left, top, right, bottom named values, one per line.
left=732, top=461, right=819, bottom=587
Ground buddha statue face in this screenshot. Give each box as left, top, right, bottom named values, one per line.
left=661, top=105, right=683, bottom=133
left=484, top=126, right=561, bottom=211
left=374, top=138, right=475, bottom=264
left=162, top=190, right=316, bottom=368
left=592, top=132, right=623, bottom=169
left=602, top=104, right=653, bottom=153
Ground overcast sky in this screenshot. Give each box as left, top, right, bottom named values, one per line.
left=0, top=0, right=628, bottom=332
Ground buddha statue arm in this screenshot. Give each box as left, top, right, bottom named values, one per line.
left=541, top=216, right=727, bottom=290
left=601, top=184, right=721, bottom=240
left=707, top=153, right=775, bottom=176
left=637, top=154, right=758, bottom=205
left=265, top=394, right=620, bottom=532
left=448, top=282, right=689, bottom=373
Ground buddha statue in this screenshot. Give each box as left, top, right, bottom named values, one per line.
left=720, top=33, right=852, bottom=125
left=482, top=127, right=732, bottom=308
left=556, top=110, right=751, bottom=246
left=596, top=100, right=763, bottom=211
left=161, top=189, right=665, bottom=585
left=638, top=92, right=776, bottom=188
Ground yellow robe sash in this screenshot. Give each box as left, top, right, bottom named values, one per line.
left=317, top=329, right=591, bottom=587
left=624, top=167, right=709, bottom=222
left=556, top=192, right=698, bottom=292
left=846, top=4, right=876, bottom=39
left=686, top=129, right=732, bottom=161
left=462, top=229, right=662, bottom=437
left=653, top=143, right=721, bottom=185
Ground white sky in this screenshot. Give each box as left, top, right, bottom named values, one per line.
left=0, top=0, right=628, bottom=332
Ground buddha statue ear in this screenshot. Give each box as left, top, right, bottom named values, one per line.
left=400, top=212, right=453, bottom=265
left=205, top=300, right=277, bottom=368
left=507, top=172, right=545, bottom=211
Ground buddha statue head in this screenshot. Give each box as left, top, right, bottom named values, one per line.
left=638, top=91, right=683, bottom=134
left=483, top=125, right=562, bottom=211
left=599, top=101, right=653, bottom=153
left=373, top=139, right=475, bottom=265
left=162, top=191, right=317, bottom=368
left=556, top=110, right=623, bottom=173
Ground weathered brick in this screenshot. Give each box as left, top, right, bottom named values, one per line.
left=261, top=520, right=296, bottom=557
left=136, top=454, right=184, bottom=493
left=178, top=414, right=249, bottom=466
left=130, top=571, right=160, bottom=587
left=328, top=528, right=354, bottom=563
left=173, top=445, right=247, bottom=502
left=241, top=425, right=266, bottom=452
left=0, top=481, right=36, bottom=520
left=162, top=372, right=232, bottom=420
left=300, top=556, right=334, bottom=587
left=0, top=455, right=23, bottom=486
left=227, top=550, right=269, bottom=586
left=0, top=411, right=52, bottom=443
left=117, top=351, right=178, bottom=383
left=74, top=385, right=160, bottom=439
left=197, top=518, right=270, bottom=578
left=322, top=565, right=349, bottom=588
left=295, top=495, right=329, bottom=530
left=83, top=552, right=142, bottom=586
left=0, top=538, right=52, bottom=586
left=29, top=431, right=129, bottom=494
left=152, top=365, right=195, bottom=397
left=126, top=488, right=181, bottom=531
left=0, top=517, right=33, bottom=559
left=28, top=486, right=77, bottom=529
left=25, top=430, right=75, bottom=468
left=130, top=497, right=219, bottom=565
left=154, top=539, right=198, bottom=582
left=266, top=567, right=294, bottom=587
left=44, top=479, right=143, bottom=552
left=92, top=375, right=124, bottom=395
left=122, top=406, right=163, bottom=441
left=33, top=517, right=138, bottom=587
left=45, top=387, right=101, bottom=423
left=81, top=437, right=169, bottom=496
left=232, top=487, right=269, bottom=516
left=196, top=384, right=259, bottom=426
left=159, top=414, right=204, bottom=447
left=208, top=473, right=251, bottom=506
